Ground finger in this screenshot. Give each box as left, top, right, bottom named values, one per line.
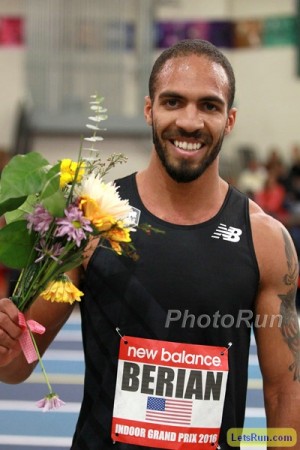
left=0, top=344, right=21, bottom=368
left=0, top=324, right=21, bottom=351
left=0, top=298, right=20, bottom=322
left=0, top=299, right=22, bottom=340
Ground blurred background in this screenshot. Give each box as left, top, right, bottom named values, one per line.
left=1, top=0, right=300, bottom=448
left=1, top=0, right=300, bottom=173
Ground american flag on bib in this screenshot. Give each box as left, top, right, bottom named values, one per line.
left=145, top=396, right=193, bottom=425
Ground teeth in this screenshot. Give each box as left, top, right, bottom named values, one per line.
left=174, top=140, right=202, bottom=151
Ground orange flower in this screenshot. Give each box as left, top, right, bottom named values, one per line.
left=79, top=196, right=116, bottom=232
left=102, top=221, right=131, bottom=255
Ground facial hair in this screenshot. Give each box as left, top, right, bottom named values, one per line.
left=152, top=124, right=225, bottom=183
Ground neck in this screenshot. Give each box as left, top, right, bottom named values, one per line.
left=136, top=151, right=228, bottom=225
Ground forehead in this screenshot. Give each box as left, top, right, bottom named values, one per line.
left=155, top=54, right=229, bottom=103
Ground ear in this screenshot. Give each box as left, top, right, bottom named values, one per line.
left=144, top=95, right=153, bottom=126
left=224, top=107, right=237, bottom=135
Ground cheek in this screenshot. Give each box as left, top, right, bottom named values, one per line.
left=212, top=117, right=228, bottom=137
left=153, top=111, right=175, bottom=134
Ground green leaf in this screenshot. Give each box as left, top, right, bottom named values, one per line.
left=4, top=195, right=37, bottom=224
left=0, top=220, right=37, bottom=269
left=0, top=152, right=50, bottom=205
left=41, top=190, right=66, bottom=217
left=0, top=196, right=27, bottom=217
left=40, top=162, right=61, bottom=200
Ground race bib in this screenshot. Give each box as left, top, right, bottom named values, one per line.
left=112, top=336, right=229, bottom=449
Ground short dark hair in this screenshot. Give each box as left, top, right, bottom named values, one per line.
left=149, top=39, right=235, bottom=109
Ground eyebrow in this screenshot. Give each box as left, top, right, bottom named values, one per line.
left=158, top=91, right=226, bottom=106
left=158, top=91, right=183, bottom=100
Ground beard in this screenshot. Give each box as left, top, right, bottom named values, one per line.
left=152, top=125, right=225, bottom=183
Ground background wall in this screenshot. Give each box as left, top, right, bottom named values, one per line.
left=0, top=0, right=299, bottom=181
left=227, top=0, right=299, bottom=164
left=0, top=0, right=25, bottom=151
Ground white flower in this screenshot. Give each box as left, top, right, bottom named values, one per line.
left=78, top=175, right=132, bottom=220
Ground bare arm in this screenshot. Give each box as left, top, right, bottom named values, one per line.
left=0, top=297, right=74, bottom=383
left=0, top=268, right=80, bottom=383
left=251, top=205, right=300, bottom=441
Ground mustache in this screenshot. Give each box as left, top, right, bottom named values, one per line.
left=162, top=129, right=212, bottom=143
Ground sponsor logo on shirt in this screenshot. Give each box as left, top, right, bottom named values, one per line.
left=211, top=223, right=242, bottom=242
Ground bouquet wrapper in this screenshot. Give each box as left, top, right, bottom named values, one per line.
left=18, top=312, right=45, bottom=363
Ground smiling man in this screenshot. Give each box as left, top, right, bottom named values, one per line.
left=0, top=39, right=300, bottom=450
left=147, top=52, right=234, bottom=184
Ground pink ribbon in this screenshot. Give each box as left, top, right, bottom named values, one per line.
left=18, top=312, right=46, bottom=364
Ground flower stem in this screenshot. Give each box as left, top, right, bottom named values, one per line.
left=28, top=326, right=53, bottom=395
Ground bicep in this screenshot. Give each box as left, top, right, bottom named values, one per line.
left=254, top=226, right=300, bottom=387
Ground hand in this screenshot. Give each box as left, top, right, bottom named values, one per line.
left=0, top=298, right=22, bottom=367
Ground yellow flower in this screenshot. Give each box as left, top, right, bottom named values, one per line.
left=40, top=277, right=84, bottom=304
left=60, top=159, right=85, bottom=188
left=102, top=221, right=131, bottom=255
left=79, top=196, right=116, bottom=232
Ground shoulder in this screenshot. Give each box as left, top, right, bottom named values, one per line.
left=249, top=199, right=297, bottom=286
left=249, top=199, right=285, bottom=241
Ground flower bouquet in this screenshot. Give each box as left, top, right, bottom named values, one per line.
left=0, top=94, right=153, bottom=410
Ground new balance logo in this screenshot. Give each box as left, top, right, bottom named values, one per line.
left=211, top=223, right=242, bottom=242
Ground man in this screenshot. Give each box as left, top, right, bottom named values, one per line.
left=0, top=39, right=300, bottom=449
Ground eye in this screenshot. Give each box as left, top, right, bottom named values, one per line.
left=163, top=98, right=181, bottom=109
left=203, top=102, right=217, bottom=112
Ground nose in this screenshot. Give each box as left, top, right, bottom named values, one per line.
left=175, top=105, right=204, bottom=132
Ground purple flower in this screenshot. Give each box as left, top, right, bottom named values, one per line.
left=55, top=205, right=93, bottom=247
left=36, top=393, right=65, bottom=412
left=27, top=205, right=53, bottom=235
left=34, top=240, right=64, bottom=263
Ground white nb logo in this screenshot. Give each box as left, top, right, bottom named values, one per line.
left=211, top=223, right=242, bottom=242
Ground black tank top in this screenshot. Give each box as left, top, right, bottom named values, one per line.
left=72, top=173, right=259, bottom=449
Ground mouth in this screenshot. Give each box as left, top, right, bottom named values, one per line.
left=172, top=139, right=204, bottom=152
